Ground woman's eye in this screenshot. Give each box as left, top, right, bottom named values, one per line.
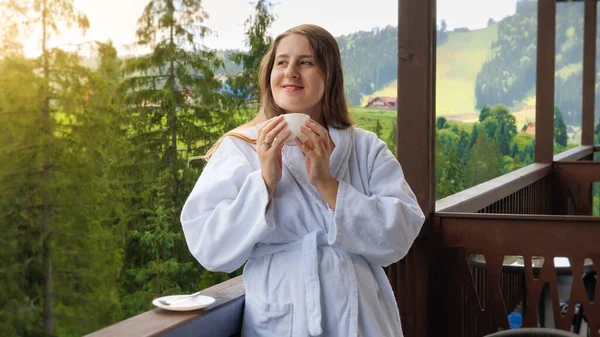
left=300, top=61, right=313, bottom=66
left=277, top=61, right=287, bottom=66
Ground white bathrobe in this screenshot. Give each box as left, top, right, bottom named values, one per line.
left=181, top=125, right=425, bottom=337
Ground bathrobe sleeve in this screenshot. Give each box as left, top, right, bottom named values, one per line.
left=328, top=135, right=426, bottom=267
left=180, top=136, right=275, bottom=273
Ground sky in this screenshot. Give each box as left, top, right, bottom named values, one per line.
left=8, top=0, right=519, bottom=57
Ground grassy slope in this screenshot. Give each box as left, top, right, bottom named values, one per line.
left=349, top=107, right=396, bottom=140
left=435, top=26, right=498, bottom=116
left=362, top=25, right=498, bottom=117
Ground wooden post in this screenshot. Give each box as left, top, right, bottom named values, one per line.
left=395, top=0, right=436, bottom=336
left=581, top=0, right=597, bottom=146
left=535, top=0, right=556, bottom=163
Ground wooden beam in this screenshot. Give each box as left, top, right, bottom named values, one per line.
left=582, top=0, right=597, bottom=145
left=535, top=0, right=556, bottom=163
left=396, top=0, right=436, bottom=214
left=396, top=0, right=436, bottom=337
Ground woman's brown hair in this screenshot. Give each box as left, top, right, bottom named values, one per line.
left=197, top=24, right=353, bottom=163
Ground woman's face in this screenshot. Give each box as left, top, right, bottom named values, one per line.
left=270, top=34, right=326, bottom=122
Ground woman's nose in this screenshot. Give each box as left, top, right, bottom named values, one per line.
left=284, top=64, right=300, bottom=79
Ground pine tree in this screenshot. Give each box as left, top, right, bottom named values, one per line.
left=465, top=127, right=502, bottom=187
left=0, top=49, right=46, bottom=337
left=554, top=105, right=568, bottom=147
left=482, top=118, right=499, bottom=139
left=375, top=118, right=383, bottom=138
left=436, top=116, right=447, bottom=129
left=511, top=143, right=520, bottom=158
left=435, top=134, right=449, bottom=199
left=438, top=146, right=465, bottom=199
left=455, top=130, right=470, bottom=166
left=387, top=120, right=397, bottom=155
left=228, top=0, right=275, bottom=110
left=470, top=123, right=480, bottom=148
left=489, top=135, right=505, bottom=174
left=479, top=104, right=492, bottom=122
left=2, top=1, right=92, bottom=334
left=118, top=0, right=228, bottom=316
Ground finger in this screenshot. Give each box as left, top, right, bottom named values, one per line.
left=272, top=130, right=291, bottom=151
left=305, top=120, right=330, bottom=149
left=258, top=116, right=284, bottom=150
left=306, top=119, right=328, bottom=137
left=295, top=137, right=320, bottom=163
left=265, top=121, right=288, bottom=146
left=295, top=137, right=311, bottom=154
left=258, top=115, right=284, bottom=142
left=300, top=125, right=323, bottom=153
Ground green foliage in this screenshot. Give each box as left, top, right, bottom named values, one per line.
left=0, top=54, right=45, bottom=337
left=554, top=105, right=568, bottom=148
left=482, top=118, right=499, bottom=139
left=455, top=131, right=471, bottom=166
left=0, top=1, right=127, bottom=336
left=388, top=121, right=397, bottom=155
left=437, top=146, right=465, bottom=199
left=479, top=105, right=492, bottom=122
left=479, top=104, right=517, bottom=156
left=474, top=1, right=596, bottom=126
left=120, top=187, right=200, bottom=316
left=336, top=23, right=455, bottom=105
left=434, top=105, right=524, bottom=195
left=337, top=26, right=397, bottom=105
left=117, top=0, right=233, bottom=321
left=470, top=123, right=480, bottom=148
left=436, top=116, right=448, bottom=129
left=349, top=107, right=396, bottom=143
left=466, top=128, right=503, bottom=186
left=228, top=0, right=275, bottom=108
left=374, top=118, right=383, bottom=138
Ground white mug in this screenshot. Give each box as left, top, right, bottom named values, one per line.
left=282, top=113, right=310, bottom=145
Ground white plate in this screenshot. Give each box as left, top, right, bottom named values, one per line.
left=152, top=294, right=216, bottom=311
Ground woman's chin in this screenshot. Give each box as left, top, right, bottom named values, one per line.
left=279, top=105, right=308, bottom=114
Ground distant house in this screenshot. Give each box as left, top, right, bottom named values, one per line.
left=365, top=96, right=396, bottom=109
left=524, top=122, right=536, bottom=135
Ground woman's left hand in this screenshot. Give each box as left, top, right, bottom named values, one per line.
left=295, top=119, right=339, bottom=208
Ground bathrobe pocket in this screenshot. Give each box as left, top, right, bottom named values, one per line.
left=243, top=296, right=293, bottom=337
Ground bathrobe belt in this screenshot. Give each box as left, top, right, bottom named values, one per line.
left=250, top=231, right=358, bottom=337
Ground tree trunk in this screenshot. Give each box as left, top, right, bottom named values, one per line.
left=41, top=0, right=53, bottom=332
left=168, top=6, right=178, bottom=204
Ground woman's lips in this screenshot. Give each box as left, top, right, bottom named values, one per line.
left=282, top=85, right=303, bottom=92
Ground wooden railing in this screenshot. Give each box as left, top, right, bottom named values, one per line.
left=85, top=276, right=245, bottom=337
left=432, top=146, right=599, bottom=336
left=436, top=145, right=595, bottom=214
left=433, top=213, right=600, bottom=337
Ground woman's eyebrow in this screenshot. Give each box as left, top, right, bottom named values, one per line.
left=275, top=54, right=314, bottom=59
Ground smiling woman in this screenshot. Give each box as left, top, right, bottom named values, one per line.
left=181, top=23, right=425, bottom=337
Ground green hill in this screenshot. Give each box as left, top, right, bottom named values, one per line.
left=363, top=25, right=498, bottom=117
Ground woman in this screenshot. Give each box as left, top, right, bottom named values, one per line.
left=181, top=24, right=425, bottom=337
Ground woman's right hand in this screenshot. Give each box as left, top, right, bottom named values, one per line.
left=257, top=115, right=291, bottom=200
